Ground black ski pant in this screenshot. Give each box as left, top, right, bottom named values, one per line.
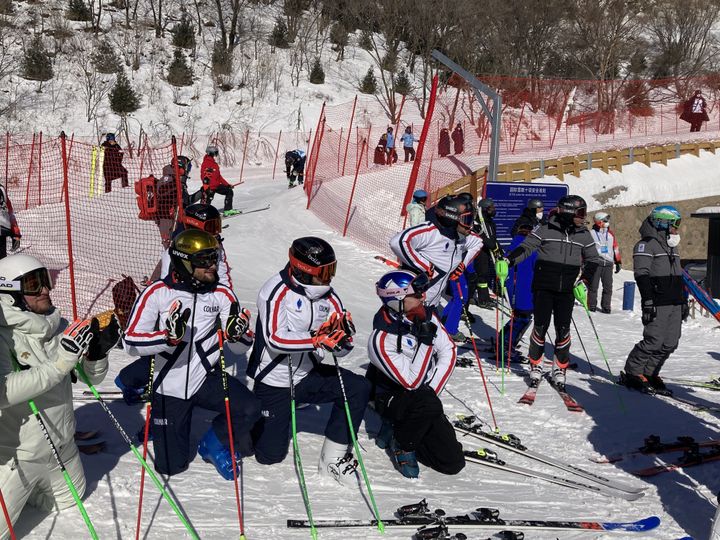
left=118, top=355, right=152, bottom=389
left=151, top=370, right=262, bottom=476
left=588, top=264, right=613, bottom=311
left=206, top=184, right=234, bottom=211
left=624, top=304, right=682, bottom=377
left=527, top=289, right=574, bottom=368
left=403, top=147, right=415, bottom=162
left=251, top=364, right=370, bottom=465
left=376, top=385, right=464, bottom=475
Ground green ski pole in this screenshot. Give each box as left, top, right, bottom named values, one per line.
left=75, top=365, right=200, bottom=539
left=332, top=355, right=384, bottom=533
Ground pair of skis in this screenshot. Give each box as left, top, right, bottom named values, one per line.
left=518, top=373, right=583, bottom=412
left=452, top=416, right=645, bottom=499
left=287, top=498, right=660, bottom=534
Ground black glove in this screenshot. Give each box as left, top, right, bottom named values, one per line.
left=339, top=311, right=356, bottom=337
left=681, top=302, right=690, bottom=322
left=225, top=302, right=251, bottom=342
left=166, top=300, right=191, bottom=345
left=11, top=237, right=20, bottom=251
left=614, top=262, right=621, bottom=274
left=87, top=315, right=121, bottom=361
left=415, top=321, right=438, bottom=346
left=641, top=300, right=656, bottom=326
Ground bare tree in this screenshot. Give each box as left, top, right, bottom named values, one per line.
left=72, top=39, right=113, bottom=122
left=214, top=0, right=243, bottom=52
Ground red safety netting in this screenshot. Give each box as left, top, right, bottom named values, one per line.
left=303, top=74, right=720, bottom=255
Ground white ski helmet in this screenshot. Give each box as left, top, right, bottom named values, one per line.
left=0, top=254, right=52, bottom=300
left=594, top=211, right=610, bottom=227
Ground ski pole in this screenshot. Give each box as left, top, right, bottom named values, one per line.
left=0, top=488, right=16, bottom=540
left=10, top=355, right=98, bottom=539
left=457, top=281, right=500, bottom=432
left=506, top=270, right=519, bottom=372
left=571, top=316, right=595, bottom=376
left=217, top=330, right=247, bottom=540
left=75, top=364, right=200, bottom=539
left=288, top=358, right=317, bottom=540
left=135, top=356, right=156, bottom=540
left=331, top=355, right=384, bottom=533
left=496, top=278, right=507, bottom=393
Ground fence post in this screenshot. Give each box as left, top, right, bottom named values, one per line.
left=511, top=102, right=526, bottom=154
left=272, top=130, right=282, bottom=180
left=238, top=130, right=249, bottom=184
left=37, top=132, right=43, bottom=207
left=24, top=133, right=36, bottom=210
left=675, top=143, right=681, bottom=159
left=587, top=153, right=592, bottom=170
left=171, top=135, right=185, bottom=223
left=629, top=147, right=634, bottom=164
left=60, top=132, right=78, bottom=319
left=341, top=96, right=357, bottom=176
left=342, top=139, right=367, bottom=237
left=337, top=127, right=343, bottom=174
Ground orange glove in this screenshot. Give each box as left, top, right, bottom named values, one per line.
left=312, top=328, right=346, bottom=352
left=449, top=262, right=466, bottom=281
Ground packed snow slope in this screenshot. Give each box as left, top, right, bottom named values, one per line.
left=13, top=168, right=720, bottom=540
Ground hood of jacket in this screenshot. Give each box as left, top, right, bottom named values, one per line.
left=639, top=217, right=668, bottom=248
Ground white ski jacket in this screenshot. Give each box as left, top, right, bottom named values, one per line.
left=0, top=300, right=108, bottom=464
left=405, top=202, right=427, bottom=228
left=248, top=266, right=352, bottom=388
left=390, top=223, right=482, bottom=306
left=123, top=275, right=243, bottom=399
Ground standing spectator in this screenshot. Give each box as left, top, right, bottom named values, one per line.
left=406, top=189, right=428, bottom=227
left=374, top=133, right=387, bottom=165
left=451, top=123, right=464, bottom=154
left=511, top=198, right=545, bottom=236
left=401, top=126, right=418, bottom=162
left=201, top=145, right=234, bottom=212
left=680, top=90, right=709, bottom=132
left=438, top=128, right=451, bottom=157
left=366, top=270, right=464, bottom=478
left=385, top=127, right=398, bottom=164
left=587, top=212, right=621, bottom=314
left=0, top=185, right=21, bottom=259
left=620, top=206, right=686, bottom=396
left=284, top=149, right=306, bottom=188
left=0, top=254, right=114, bottom=538
left=101, top=133, right=129, bottom=193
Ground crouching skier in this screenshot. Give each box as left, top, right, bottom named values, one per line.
left=367, top=269, right=463, bottom=478
left=123, top=229, right=262, bottom=478
left=0, top=255, right=115, bottom=538
left=249, top=237, right=371, bottom=486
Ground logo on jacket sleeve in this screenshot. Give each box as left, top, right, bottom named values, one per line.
left=637, top=243, right=645, bottom=253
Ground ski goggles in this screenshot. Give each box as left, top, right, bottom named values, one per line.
left=560, top=207, right=587, bottom=219
left=189, top=248, right=220, bottom=269
left=377, top=272, right=430, bottom=300
left=19, top=268, right=53, bottom=295
left=289, top=252, right=337, bottom=284
left=184, top=216, right=222, bottom=236
left=458, top=211, right=475, bottom=228
left=657, top=217, right=682, bottom=229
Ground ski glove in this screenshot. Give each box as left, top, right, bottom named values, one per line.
left=311, top=328, right=346, bottom=352
left=225, top=303, right=251, bottom=342
left=11, top=238, right=20, bottom=251
left=681, top=302, right=690, bottom=322
left=495, top=258, right=509, bottom=282
left=87, top=315, right=120, bottom=361
left=573, top=280, right=589, bottom=308
left=57, top=319, right=94, bottom=373
left=614, top=262, right=621, bottom=274
left=641, top=300, right=656, bottom=325
left=166, top=300, right=192, bottom=346
left=415, top=320, right=438, bottom=346
left=449, top=262, right=465, bottom=281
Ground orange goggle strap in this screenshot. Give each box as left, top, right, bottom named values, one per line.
left=183, top=215, right=221, bottom=235
left=288, top=251, right=337, bottom=282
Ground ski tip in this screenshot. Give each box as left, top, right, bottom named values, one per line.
left=604, top=516, right=660, bottom=531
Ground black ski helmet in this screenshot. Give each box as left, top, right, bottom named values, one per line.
left=435, top=196, right=474, bottom=229
left=527, top=198, right=543, bottom=210
left=169, top=229, right=220, bottom=286
left=183, top=203, right=222, bottom=235
left=288, top=237, right=337, bottom=285
left=556, top=195, right=587, bottom=219
left=479, top=197, right=496, bottom=218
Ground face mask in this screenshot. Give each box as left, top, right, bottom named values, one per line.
left=667, top=234, right=680, bottom=248
left=303, top=283, right=331, bottom=300
left=536, top=211, right=543, bottom=220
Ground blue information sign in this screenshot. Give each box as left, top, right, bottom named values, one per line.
left=484, top=182, right=569, bottom=247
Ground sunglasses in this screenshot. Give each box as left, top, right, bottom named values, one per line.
left=289, top=253, right=337, bottom=284
left=20, top=268, right=53, bottom=296
left=189, top=249, right=219, bottom=269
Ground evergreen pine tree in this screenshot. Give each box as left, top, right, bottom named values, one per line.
left=359, top=68, right=377, bottom=94
left=167, top=48, right=193, bottom=87
left=22, top=36, right=53, bottom=82
left=172, top=15, right=196, bottom=49
left=109, top=69, right=140, bottom=115
left=92, top=40, right=122, bottom=74
left=329, top=22, right=348, bottom=47
left=66, top=0, right=91, bottom=21
left=269, top=17, right=289, bottom=48
left=394, top=69, right=411, bottom=95
left=211, top=41, right=233, bottom=78
left=359, top=30, right=373, bottom=51
left=309, top=58, right=325, bottom=84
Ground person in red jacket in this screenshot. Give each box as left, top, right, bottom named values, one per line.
left=200, top=145, right=234, bottom=212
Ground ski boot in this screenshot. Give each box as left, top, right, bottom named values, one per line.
left=198, top=428, right=240, bottom=481
left=618, top=372, right=656, bottom=394
left=551, top=363, right=567, bottom=390
left=391, top=439, right=420, bottom=478
left=528, top=359, right=543, bottom=387
left=647, top=375, right=673, bottom=396
left=114, top=375, right=145, bottom=406
left=374, top=417, right=394, bottom=450
left=450, top=330, right=468, bottom=344
left=318, top=438, right=359, bottom=487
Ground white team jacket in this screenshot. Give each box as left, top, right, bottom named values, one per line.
left=389, top=223, right=483, bottom=306
left=367, top=309, right=456, bottom=394
left=160, top=244, right=232, bottom=288
left=248, top=267, right=352, bottom=388
left=0, top=300, right=108, bottom=463
left=123, top=276, right=239, bottom=399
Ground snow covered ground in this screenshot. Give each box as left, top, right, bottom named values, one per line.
left=11, top=167, right=720, bottom=540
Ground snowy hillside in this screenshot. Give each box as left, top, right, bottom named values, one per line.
left=5, top=164, right=715, bottom=539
